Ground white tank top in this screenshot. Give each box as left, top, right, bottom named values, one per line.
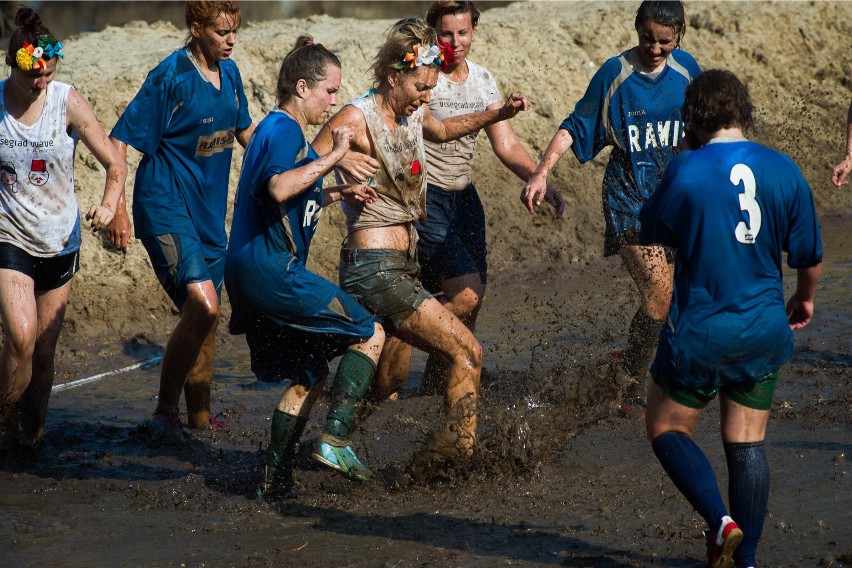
left=0, top=80, right=80, bottom=256
left=338, top=94, right=427, bottom=233
left=425, top=60, right=501, bottom=191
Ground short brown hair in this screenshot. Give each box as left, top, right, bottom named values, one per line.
left=426, top=1, right=480, bottom=29
left=683, top=69, right=754, bottom=133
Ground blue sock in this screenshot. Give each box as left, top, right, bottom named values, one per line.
left=725, top=441, right=769, bottom=568
left=652, top=431, right=729, bottom=534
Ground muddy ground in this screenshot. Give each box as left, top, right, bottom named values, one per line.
left=0, top=1, right=850, bottom=567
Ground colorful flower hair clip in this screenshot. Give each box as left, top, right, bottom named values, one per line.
left=15, top=34, right=63, bottom=71
left=392, top=41, right=455, bottom=72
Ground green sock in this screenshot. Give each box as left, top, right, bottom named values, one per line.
left=260, top=409, right=307, bottom=493
left=323, top=349, right=376, bottom=441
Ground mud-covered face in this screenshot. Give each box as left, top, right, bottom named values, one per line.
left=191, top=11, right=240, bottom=62
left=389, top=65, right=439, bottom=117
left=635, top=20, right=677, bottom=72
left=303, top=64, right=342, bottom=126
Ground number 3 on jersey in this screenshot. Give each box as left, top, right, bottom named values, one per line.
left=731, top=163, right=761, bottom=244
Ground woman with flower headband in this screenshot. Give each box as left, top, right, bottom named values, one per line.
left=314, top=17, right=531, bottom=460
left=522, top=0, right=701, bottom=415
left=226, top=35, right=384, bottom=497
left=110, top=0, right=254, bottom=441
left=0, top=7, right=127, bottom=451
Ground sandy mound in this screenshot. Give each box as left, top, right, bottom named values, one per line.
left=8, top=0, right=850, bottom=347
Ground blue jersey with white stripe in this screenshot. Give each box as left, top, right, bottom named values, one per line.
left=111, top=49, right=252, bottom=258
left=560, top=49, right=700, bottom=231
left=640, top=139, right=823, bottom=388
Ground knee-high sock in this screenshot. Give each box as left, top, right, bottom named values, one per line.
left=623, top=310, right=665, bottom=380
left=652, top=431, right=729, bottom=534
left=725, top=441, right=770, bottom=568
left=323, top=349, right=376, bottom=443
left=261, top=409, right=307, bottom=491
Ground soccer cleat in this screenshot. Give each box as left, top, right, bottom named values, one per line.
left=706, top=516, right=743, bottom=568
left=311, top=439, right=373, bottom=482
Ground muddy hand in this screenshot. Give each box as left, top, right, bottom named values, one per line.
left=86, top=204, right=115, bottom=231
left=520, top=173, right=548, bottom=213
left=500, top=92, right=532, bottom=119
left=338, top=151, right=379, bottom=183
left=331, top=126, right=354, bottom=156
left=341, top=184, right=378, bottom=205
left=544, top=186, right=565, bottom=219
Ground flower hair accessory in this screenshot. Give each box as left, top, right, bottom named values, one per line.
left=393, top=40, right=455, bottom=72
left=15, top=34, right=64, bottom=71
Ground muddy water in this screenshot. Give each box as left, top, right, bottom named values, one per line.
left=1, top=218, right=849, bottom=567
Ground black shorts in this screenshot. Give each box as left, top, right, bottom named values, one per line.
left=0, top=241, right=79, bottom=291
left=415, top=183, right=487, bottom=293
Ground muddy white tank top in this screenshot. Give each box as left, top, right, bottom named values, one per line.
left=0, top=80, right=79, bottom=256
left=338, top=93, right=427, bottom=233
left=425, top=60, right=501, bottom=191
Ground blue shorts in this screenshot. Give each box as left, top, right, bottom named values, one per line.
left=241, top=287, right=376, bottom=385
left=416, top=183, right=487, bottom=293
left=142, top=233, right=224, bottom=309
left=0, top=242, right=79, bottom=291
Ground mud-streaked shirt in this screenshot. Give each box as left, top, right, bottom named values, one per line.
left=425, top=60, right=501, bottom=190
left=338, top=93, right=427, bottom=233
left=111, top=48, right=251, bottom=258
left=0, top=80, right=80, bottom=256
left=560, top=48, right=700, bottom=233
left=640, top=139, right=823, bottom=387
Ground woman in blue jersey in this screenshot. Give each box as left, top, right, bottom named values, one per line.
left=226, top=35, right=384, bottom=497
left=640, top=69, right=822, bottom=568
left=523, top=0, right=701, bottom=412
left=110, top=1, right=254, bottom=438
left=0, top=7, right=127, bottom=451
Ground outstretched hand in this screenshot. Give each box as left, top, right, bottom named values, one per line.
left=500, top=92, right=532, bottom=120
left=86, top=204, right=115, bottom=232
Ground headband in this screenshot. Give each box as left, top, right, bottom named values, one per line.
left=15, top=34, right=64, bottom=71
left=391, top=39, right=455, bottom=72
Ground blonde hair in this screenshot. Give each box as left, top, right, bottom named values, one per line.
left=369, top=18, right=437, bottom=88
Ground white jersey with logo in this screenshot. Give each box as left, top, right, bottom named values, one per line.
left=0, top=80, right=80, bottom=256
left=425, top=60, right=501, bottom=190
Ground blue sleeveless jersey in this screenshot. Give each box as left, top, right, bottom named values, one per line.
left=111, top=49, right=252, bottom=258
left=560, top=49, right=700, bottom=232
left=640, top=139, right=823, bottom=388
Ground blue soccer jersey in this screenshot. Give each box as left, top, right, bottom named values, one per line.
left=226, top=111, right=337, bottom=334
left=640, top=139, right=823, bottom=388
left=111, top=49, right=252, bottom=259
left=560, top=49, right=700, bottom=235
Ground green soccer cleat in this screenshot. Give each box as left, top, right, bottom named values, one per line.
left=311, top=439, right=373, bottom=482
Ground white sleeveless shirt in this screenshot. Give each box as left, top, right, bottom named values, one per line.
left=338, top=94, right=428, bottom=232
left=0, top=80, right=80, bottom=257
